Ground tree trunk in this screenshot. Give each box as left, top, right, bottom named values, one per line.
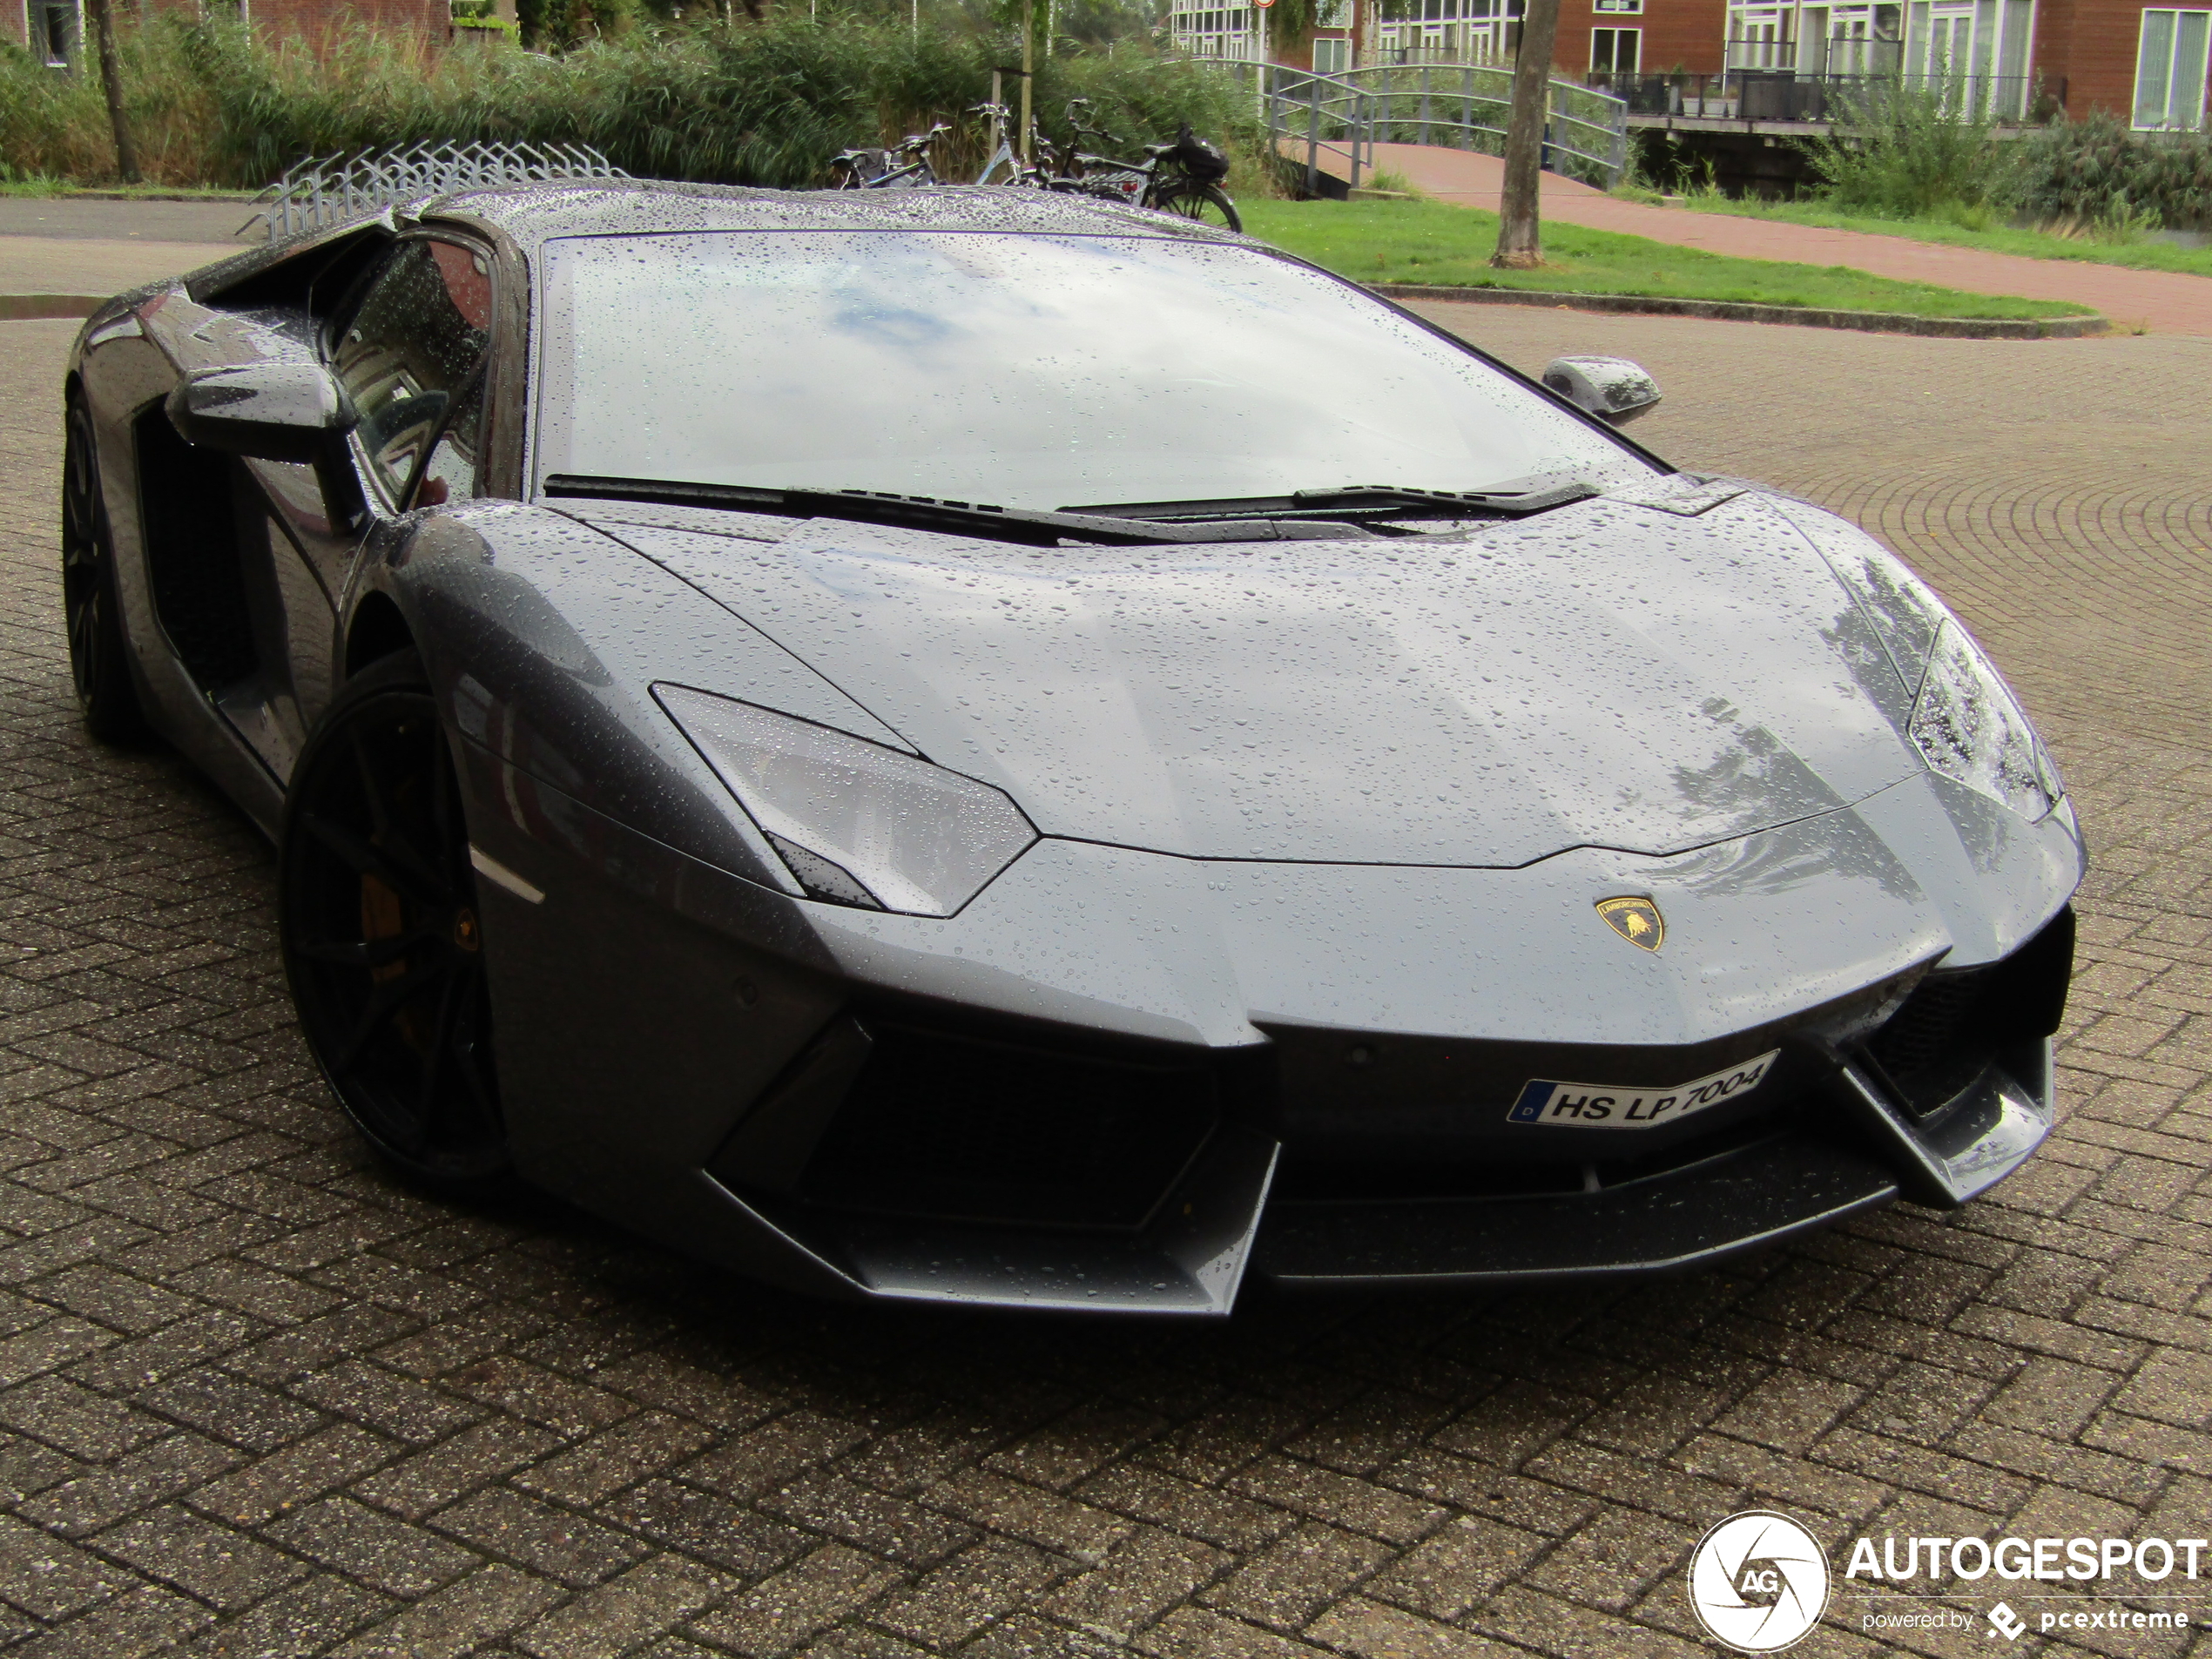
left=1491, top=0, right=1561, bottom=269
left=1019, top=0, right=1035, bottom=164
left=84, top=0, right=140, bottom=186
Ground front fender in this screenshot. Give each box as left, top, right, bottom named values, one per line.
left=368, top=500, right=915, bottom=900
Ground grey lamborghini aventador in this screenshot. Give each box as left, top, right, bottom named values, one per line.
left=60, top=180, right=2082, bottom=1314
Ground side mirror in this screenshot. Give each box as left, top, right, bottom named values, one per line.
left=165, top=362, right=358, bottom=462
left=1541, top=355, right=1662, bottom=426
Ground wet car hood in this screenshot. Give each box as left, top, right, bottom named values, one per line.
left=603, top=489, right=1929, bottom=868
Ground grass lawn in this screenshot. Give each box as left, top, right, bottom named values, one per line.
left=1670, top=192, right=2212, bottom=280
left=1238, top=198, right=2094, bottom=320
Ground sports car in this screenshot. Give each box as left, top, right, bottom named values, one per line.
left=60, top=180, right=2082, bottom=1315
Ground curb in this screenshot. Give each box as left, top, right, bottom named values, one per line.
left=7, top=285, right=2108, bottom=340
left=1367, top=283, right=2108, bottom=339
left=0, top=295, right=105, bottom=322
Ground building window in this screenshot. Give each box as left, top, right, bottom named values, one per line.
left=30, top=0, right=78, bottom=65
left=1591, top=24, right=1642, bottom=70
left=1727, top=6, right=1788, bottom=67
left=1375, top=0, right=1523, bottom=64
left=2134, top=9, right=2212, bottom=128
left=1312, top=34, right=1352, bottom=69
left=1593, top=0, right=1642, bottom=12
left=1170, top=0, right=1259, bottom=60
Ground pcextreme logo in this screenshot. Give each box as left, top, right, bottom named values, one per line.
left=1688, top=1511, right=1831, bottom=1653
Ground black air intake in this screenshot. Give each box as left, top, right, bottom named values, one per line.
left=797, top=1022, right=1222, bottom=1231
left=1863, top=906, right=2074, bottom=1117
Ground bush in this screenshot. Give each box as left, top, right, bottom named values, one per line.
left=2010, top=110, right=2212, bottom=232
left=1796, top=80, right=2009, bottom=219
left=0, top=12, right=1264, bottom=192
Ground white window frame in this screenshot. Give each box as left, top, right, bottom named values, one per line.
left=30, top=0, right=78, bottom=65
left=1591, top=24, right=1642, bottom=69
left=2134, top=9, right=2212, bottom=129
left=1593, top=0, right=1643, bottom=13
left=1312, top=33, right=1352, bottom=69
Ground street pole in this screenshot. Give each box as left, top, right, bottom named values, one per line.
left=84, top=0, right=139, bottom=186
left=1492, top=0, right=1561, bottom=268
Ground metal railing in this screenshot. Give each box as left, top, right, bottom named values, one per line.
left=1589, top=68, right=2052, bottom=124
left=1223, top=60, right=1629, bottom=193
left=244, top=140, right=629, bottom=240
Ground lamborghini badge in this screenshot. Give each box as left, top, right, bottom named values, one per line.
left=1596, top=896, right=1664, bottom=950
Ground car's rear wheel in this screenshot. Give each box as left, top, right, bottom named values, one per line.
left=1152, top=182, right=1241, bottom=234
left=62, top=392, right=145, bottom=742
left=279, top=651, right=509, bottom=1188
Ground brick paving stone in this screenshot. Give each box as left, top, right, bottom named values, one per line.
left=428, top=1485, right=654, bottom=1587
left=3, top=303, right=2212, bottom=1655
left=685, top=1543, right=906, bottom=1656
left=265, top=1495, right=482, bottom=1598
left=324, top=1563, right=563, bottom=1659
left=513, top=1554, right=732, bottom=1659
left=90, top=1501, right=307, bottom=1612
left=1199, top=1518, right=1394, bottom=1633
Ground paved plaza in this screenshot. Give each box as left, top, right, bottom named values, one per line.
left=0, top=301, right=2208, bottom=1659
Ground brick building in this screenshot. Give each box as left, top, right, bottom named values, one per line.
left=1169, top=0, right=2210, bottom=125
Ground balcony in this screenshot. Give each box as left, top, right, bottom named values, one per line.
left=1588, top=68, right=2059, bottom=127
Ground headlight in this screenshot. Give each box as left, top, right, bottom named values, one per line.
left=1908, top=622, right=2062, bottom=821
left=657, top=685, right=1036, bottom=915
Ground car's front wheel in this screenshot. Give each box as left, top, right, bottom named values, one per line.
left=61, top=391, right=145, bottom=742
left=279, top=651, right=509, bottom=1188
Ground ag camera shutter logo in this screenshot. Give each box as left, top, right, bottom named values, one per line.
left=1689, top=1511, right=1831, bottom=1652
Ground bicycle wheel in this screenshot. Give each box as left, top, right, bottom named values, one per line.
left=1077, top=170, right=1148, bottom=208
left=1151, top=182, right=1241, bottom=234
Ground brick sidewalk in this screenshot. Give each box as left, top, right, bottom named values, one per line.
left=1366, top=145, right=2212, bottom=336
left=1, top=312, right=2208, bottom=1659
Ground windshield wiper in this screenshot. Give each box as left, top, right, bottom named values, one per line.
left=1066, top=479, right=1600, bottom=523
left=542, top=475, right=1370, bottom=548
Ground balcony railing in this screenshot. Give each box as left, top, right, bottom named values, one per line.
left=1584, top=68, right=2057, bottom=124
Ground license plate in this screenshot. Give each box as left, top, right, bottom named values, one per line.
left=1506, top=1050, right=1780, bottom=1129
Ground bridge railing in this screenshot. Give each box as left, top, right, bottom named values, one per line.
left=1220, top=60, right=1630, bottom=192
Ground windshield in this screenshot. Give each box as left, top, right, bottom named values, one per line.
left=536, top=230, right=1653, bottom=511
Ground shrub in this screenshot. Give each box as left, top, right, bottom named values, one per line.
left=2010, top=110, right=2212, bottom=233
left=1796, top=80, right=2010, bottom=219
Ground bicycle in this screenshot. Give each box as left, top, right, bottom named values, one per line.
left=969, top=103, right=1047, bottom=188
left=829, top=123, right=950, bottom=190
left=1051, top=101, right=1241, bottom=233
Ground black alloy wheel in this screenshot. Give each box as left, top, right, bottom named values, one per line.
left=1154, top=181, right=1241, bottom=234
left=279, top=651, right=509, bottom=1187
left=61, top=392, right=145, bottom=741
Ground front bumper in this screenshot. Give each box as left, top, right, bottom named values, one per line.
left=464, top=755, right=2072, bottom=1317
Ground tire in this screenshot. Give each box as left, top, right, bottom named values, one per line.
left=61, top=392, right=146, bottom=742
left=279, top=651, right=509, bottom=1189
left=1152, top=181, right=1241, bottom=234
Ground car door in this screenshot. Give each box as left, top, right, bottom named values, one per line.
left=228, top=233, right=496, bottom=779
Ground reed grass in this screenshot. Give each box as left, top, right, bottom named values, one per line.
left=1, top=14, right=1265, bottom=192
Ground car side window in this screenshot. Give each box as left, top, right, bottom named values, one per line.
left=331, top=238, right=494, bottom=507
left=414, top=383, right=482, bottom=509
